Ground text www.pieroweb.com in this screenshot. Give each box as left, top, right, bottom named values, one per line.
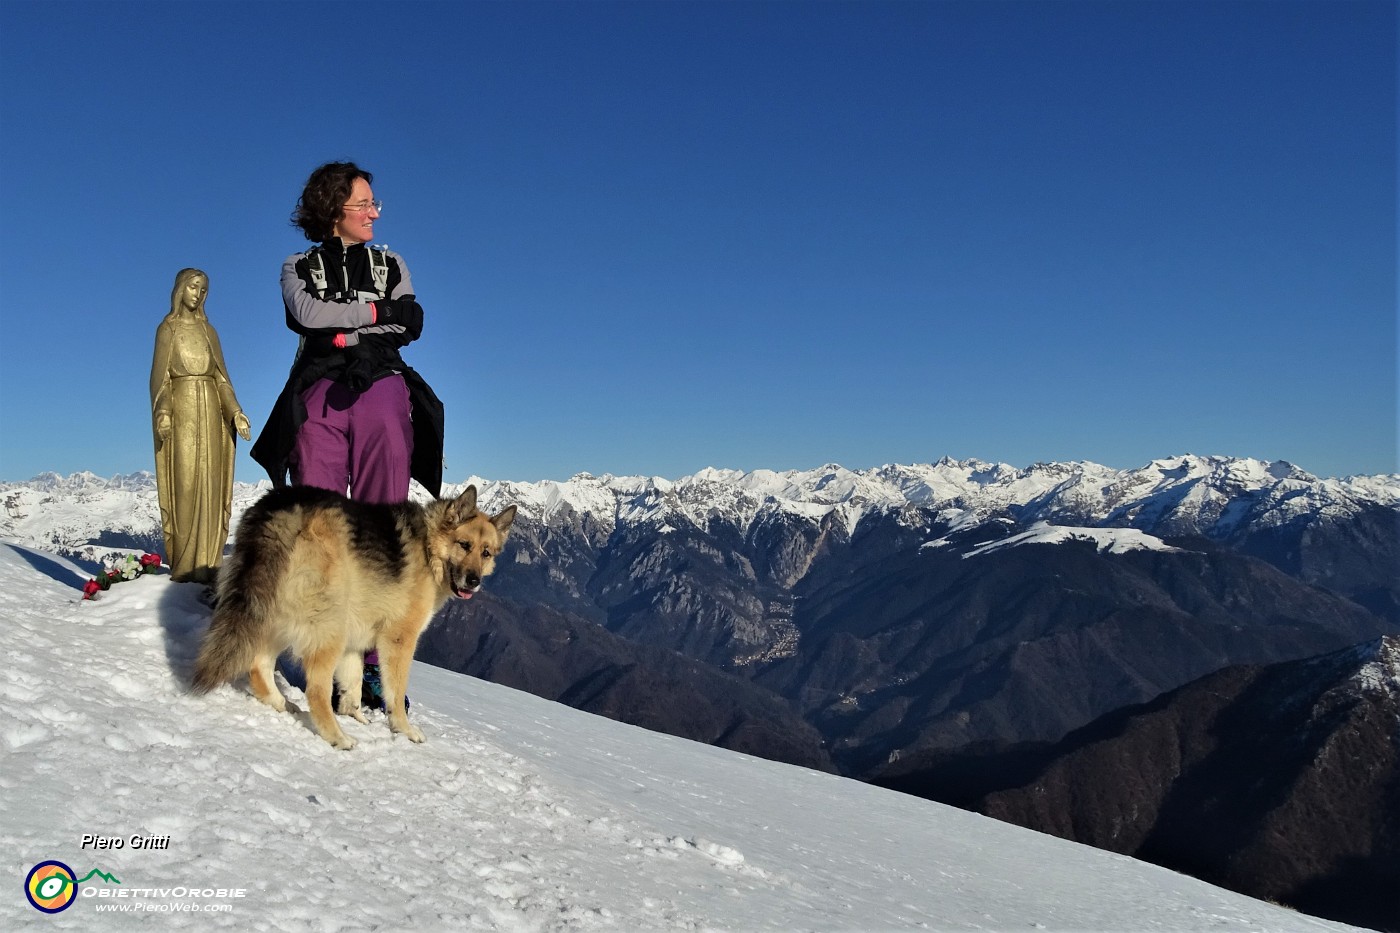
left=93, top=901, right=234, bottom=914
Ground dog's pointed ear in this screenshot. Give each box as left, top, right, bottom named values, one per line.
left=491, top=504, right=517, bottom=537
left=445, top=485, right=479, bottom=525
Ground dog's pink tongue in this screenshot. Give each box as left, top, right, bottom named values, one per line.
left=458, top=590, right=474, bottom=600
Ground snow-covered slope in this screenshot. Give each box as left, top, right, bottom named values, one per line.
left=0, top=543, right=1365, bottom=931
left=959, top=520, right=1185, bottom=558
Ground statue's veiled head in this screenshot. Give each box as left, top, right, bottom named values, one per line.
left=170, top=268, right=208, bottom=319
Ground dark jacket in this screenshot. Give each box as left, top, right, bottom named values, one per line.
left=251, top=239, right=444, bottom=497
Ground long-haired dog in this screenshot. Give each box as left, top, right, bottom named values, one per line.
left=192, top=484, right=515, bottom=749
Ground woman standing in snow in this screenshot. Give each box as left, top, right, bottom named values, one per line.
left=251, top=161, right=445, bottom=710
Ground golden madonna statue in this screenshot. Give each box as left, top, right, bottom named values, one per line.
left=150, top=269, right=251, bottom=583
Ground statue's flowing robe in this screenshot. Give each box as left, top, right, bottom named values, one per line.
left=150, top=315, right=241, bottom=583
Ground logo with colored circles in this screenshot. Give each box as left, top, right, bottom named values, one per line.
left=25, top=861, right=78, bottom=913
left=24, top=861, right=120, bottom=913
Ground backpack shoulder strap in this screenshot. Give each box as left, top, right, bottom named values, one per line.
left=368, top=245, right=390, bottom=299
left=304, top=247, right=329, bottom=299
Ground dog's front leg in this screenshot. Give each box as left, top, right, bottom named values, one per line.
left=377, top=623, right=425, bottom=743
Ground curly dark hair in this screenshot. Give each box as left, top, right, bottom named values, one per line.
left=291, top=161, right=374, bottom=242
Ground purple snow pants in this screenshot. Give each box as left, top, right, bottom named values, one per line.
left=291, top=375, right=413, bottom=505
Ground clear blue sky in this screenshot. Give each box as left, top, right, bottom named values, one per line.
left=1, top=0, right=1394, bottom=483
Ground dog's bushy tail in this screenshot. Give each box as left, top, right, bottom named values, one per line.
left=191, top=606, right=259, bottom=693
left=190, top=534, right=281, bottom=693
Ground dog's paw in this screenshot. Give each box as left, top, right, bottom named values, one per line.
left=325, top=731, right=358, bottom=751
left=393, top=722, right=425, bottom=744
left=336, top=697, right=368, bottom=724
left=254, top=691, right=288, bottom=713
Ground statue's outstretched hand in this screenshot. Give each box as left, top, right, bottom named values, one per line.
left=233, top=411, right=252, bottom=441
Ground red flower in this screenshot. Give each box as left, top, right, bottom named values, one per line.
left=82, top=579, right=102, bottom=599
left=140, top=553, right=162, bottom=570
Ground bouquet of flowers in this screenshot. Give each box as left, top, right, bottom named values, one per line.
left=83, top=553, right=163, bottom=600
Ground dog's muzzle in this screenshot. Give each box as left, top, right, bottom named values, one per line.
left=452, top=571, right=482, bottom=600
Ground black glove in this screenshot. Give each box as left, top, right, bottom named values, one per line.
left=341, top=345, right=375, bottom=393
left=375, top=297, right=424, bottom=339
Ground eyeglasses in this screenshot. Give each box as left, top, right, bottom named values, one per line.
left=342, top=199, right=383, bottom=214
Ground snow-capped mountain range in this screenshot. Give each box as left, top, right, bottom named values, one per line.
left=5, top=454, right=1397, bottom=564
left=470, top=454, right=1400, bottom=545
